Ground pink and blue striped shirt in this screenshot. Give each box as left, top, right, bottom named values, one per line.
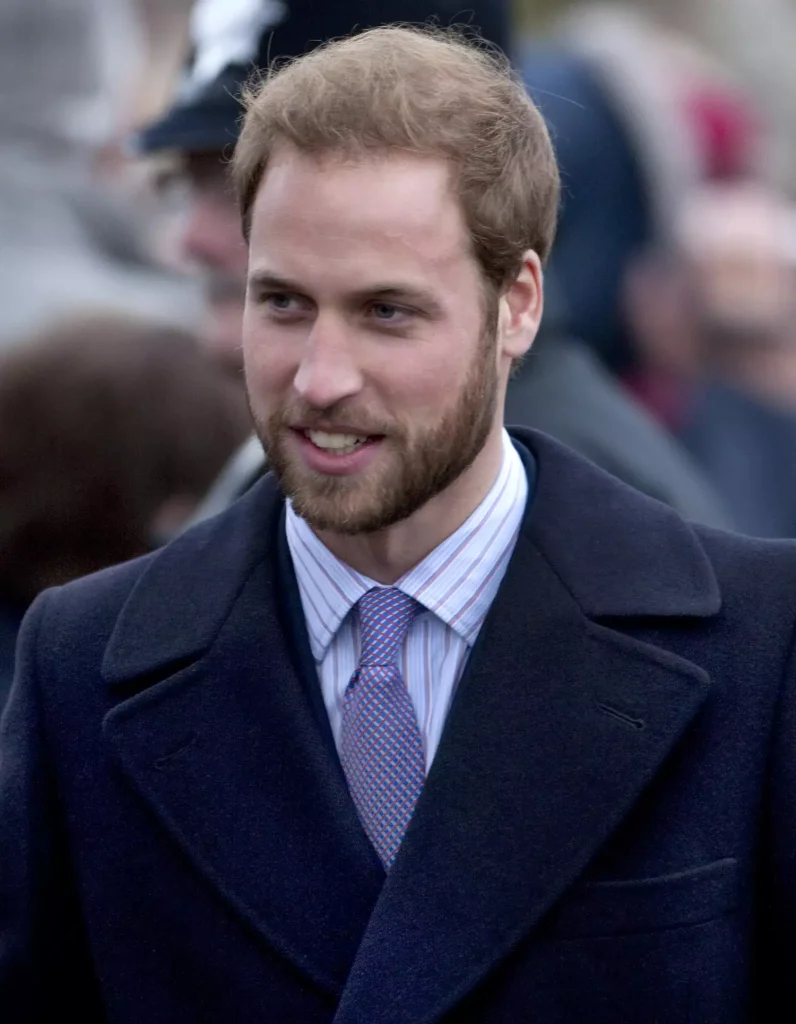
left=285, top=429, right=528, bottom=772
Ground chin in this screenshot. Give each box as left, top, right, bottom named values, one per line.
left=289, top=489, right=386, bottom=535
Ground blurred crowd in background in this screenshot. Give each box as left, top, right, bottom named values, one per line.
left=3, top=0, right=796, bottom=704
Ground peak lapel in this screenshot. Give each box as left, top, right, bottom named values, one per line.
left=335, top=434, right=718, bottom=1024
left=102, top=488, right=385, bottom=996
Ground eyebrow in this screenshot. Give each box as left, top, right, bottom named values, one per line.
left=247, top=271, right=444, bottom=317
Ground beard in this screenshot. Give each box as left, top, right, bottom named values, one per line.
left=251, top=322, right=499, bottom=535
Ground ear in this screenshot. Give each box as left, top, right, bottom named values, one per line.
left=498, top=250, right=544, bottom=363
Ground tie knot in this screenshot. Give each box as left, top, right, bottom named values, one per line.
left=357, top=587, right=417, bottom=667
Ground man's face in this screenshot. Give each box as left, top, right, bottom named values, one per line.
left=242, top=146, right=510, bottom=535
left=178, top=153, right=249, bottom=375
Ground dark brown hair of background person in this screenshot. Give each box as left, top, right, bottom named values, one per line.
left=232, top=25, right=560, bottom=298
left=0, top=313, right=251, bottom=606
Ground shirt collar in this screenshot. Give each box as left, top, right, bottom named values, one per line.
left=286, top=429, right=529, bottom=661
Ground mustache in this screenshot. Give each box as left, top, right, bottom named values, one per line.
left=270, top=401, right=399, bottom=437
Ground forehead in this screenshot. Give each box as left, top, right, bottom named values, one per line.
left=247, top=146, right=474, bottom=286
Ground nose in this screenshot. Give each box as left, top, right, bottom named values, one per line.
left=293, top=316, right=364, bottom=409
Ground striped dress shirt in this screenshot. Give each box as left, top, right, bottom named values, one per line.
left=286, top=429, right=528, bottom=772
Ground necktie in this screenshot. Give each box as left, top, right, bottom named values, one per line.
left=341, top=587, right=425, bottom=869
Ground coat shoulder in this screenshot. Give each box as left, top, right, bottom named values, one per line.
left=36, top=554, right=155, bottom=650
left=26, top=476, right=282, bottom=701
left=689, top=526, right=796, bottom=647
left=695, top=524, right=796, bottom=602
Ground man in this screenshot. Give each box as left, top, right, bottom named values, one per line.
left=2, top=26, right=793, bottom=1022
left=139, top=0, right=731, bottom=527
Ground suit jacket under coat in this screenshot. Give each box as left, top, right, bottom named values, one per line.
left=3, top=428, right=796, bottom=1023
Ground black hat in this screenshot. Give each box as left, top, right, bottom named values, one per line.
left=135, top=0, right=510, bottom=155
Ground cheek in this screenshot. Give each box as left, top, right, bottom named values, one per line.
left=377, top=343, right=472, bottom=417
left=242, top=322, right=299, bottom=400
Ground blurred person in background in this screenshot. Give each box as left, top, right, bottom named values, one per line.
left=522, top=3, right=763, bottom=380
left=521, top=6, right=709, bottom=379
left=677, top=182, right=796, bottom=409
left=136, top=0, right=732, bottom=528
left=503, top=283, right=732, bottom=525
left=0, top=0, right=200, bottom=346
left=623, top=230, right=796, bottom=540
left=0, top=313, right=250, bottom=707
left=523, top=3, right=796, bottom=538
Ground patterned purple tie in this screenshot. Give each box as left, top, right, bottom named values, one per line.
left=341, top=587, right=425, bottom=869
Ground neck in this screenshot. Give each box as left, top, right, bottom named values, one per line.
left=315, top=423, right=506, bottom=584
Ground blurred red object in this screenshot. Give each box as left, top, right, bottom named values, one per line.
left=682, top=86, right=760, bottom=181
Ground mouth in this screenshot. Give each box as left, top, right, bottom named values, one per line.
left=289, top=427, right=385, bottom=476
left=294, top=427, right=385, bottom=454
left=303, top=429, right=371, bottom=455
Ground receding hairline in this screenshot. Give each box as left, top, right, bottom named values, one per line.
left=244, top=138, right=468, bottom=221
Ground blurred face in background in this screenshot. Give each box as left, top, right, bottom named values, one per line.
left=177, top=152, right=249, bottom=376
left=624, top=184, right=796, bottom=412
left=678, top=184, right=795, bottom=349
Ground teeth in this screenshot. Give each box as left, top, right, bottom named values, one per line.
left=306, top=430, right=368, bottom=453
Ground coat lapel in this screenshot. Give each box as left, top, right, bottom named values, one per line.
left=334, top=431, right=721, bottom=1023
left=102, top=481, right=385, bottom=997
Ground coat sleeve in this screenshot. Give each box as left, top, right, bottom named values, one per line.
left=0, top=592, right=104, bottom=1021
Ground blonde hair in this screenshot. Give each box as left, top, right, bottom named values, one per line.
left=232, top=25, right=560, bottom=292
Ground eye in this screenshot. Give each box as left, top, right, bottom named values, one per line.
left=266, top=292, right=297, bottom=310
left=258, top=292, right=310, bottom=317
left=369, top=302, right=412, bottom=325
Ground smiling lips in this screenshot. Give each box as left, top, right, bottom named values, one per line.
left=304, top=429, right=370, bottom=455
left=291, top=428, right=384, bottom=476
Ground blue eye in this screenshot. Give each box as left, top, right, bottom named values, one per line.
left=259, top=292, right=311, bottom=318
left=371, top=303, right=411, bottom=324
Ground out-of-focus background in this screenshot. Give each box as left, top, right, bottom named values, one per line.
left=3, top=0, right=796, bottom=703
